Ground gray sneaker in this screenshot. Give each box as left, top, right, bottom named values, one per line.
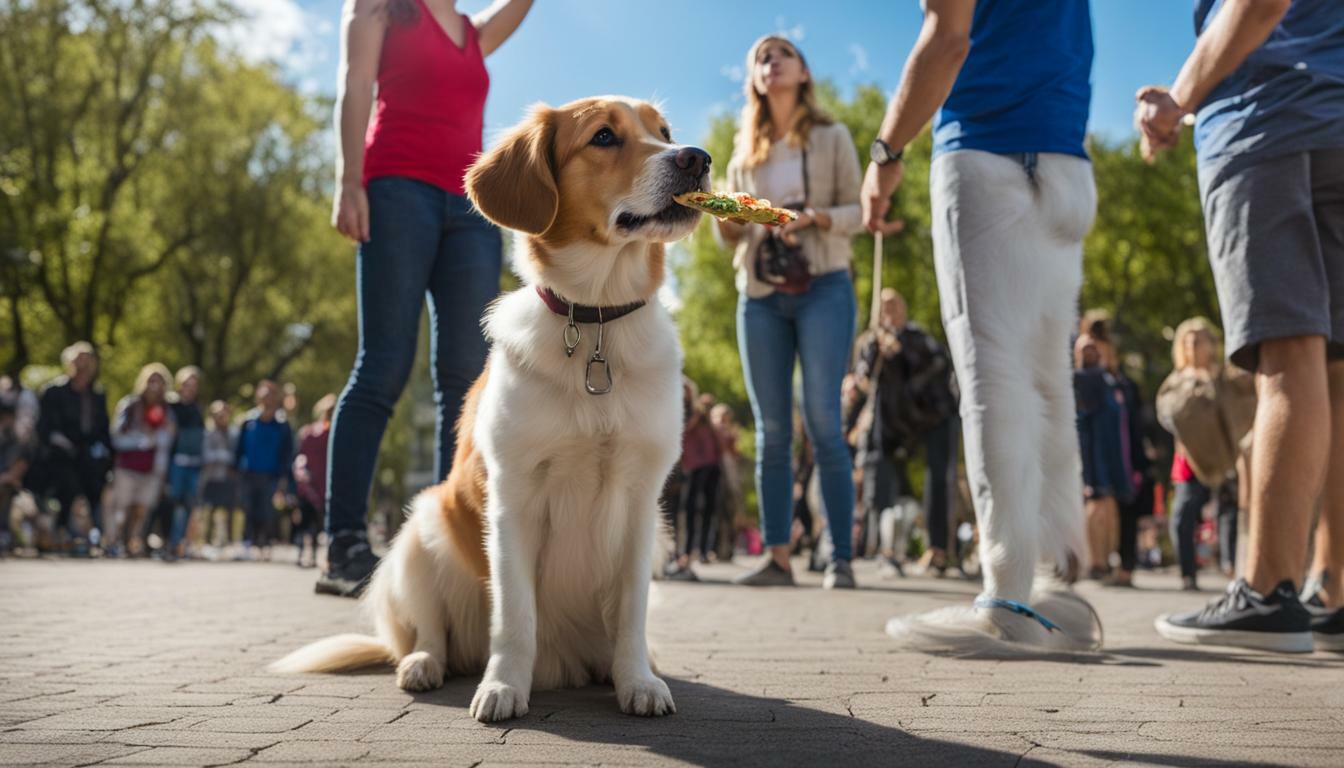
left=823, top=559, right=856, bottom=590
left=733, top=558, right=796, bottom=587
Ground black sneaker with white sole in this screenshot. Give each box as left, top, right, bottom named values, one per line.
left=1302, top=576, right=1344, bottom=653
left=1154, top=578, right=1313, bottom=653
left=315, top=530, right=380, bottom=598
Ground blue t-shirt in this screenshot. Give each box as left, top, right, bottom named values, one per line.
left=1194, top=0, right=1344, bottom=176
left=237, top=416, right=291, bottom=477
left=933, top=0, right=1093, bottom=159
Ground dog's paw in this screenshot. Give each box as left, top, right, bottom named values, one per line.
left=395, top=652, right=445, bottom=692
left=616, top=675, right=675, bottom=717
left=470, top=679, right=529, bottom=722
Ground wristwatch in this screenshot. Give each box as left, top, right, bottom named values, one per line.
left=870, top=138, right=904, bottom=166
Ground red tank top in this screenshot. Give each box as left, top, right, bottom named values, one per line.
left=362, top=1, right=489, bottom=195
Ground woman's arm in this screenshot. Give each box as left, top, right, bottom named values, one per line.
left=332, top=0, right=388, bottom=242
left=472, top=0, right=534, bottom=57
left=817, top=125, right=864, bottom=236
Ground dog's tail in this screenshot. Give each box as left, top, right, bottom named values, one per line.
left=269, top=634, right=395, bottom=674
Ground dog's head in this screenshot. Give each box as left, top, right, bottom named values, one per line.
left=466, top=96, right=709, bottom=251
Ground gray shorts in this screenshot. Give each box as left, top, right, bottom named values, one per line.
left=1201, top=148, right=1344, bottom=371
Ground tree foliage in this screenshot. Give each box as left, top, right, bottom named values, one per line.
left=0, top=0, right=355, bottom=405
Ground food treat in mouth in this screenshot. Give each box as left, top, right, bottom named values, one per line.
left=673, top=191, right=798, bottom=226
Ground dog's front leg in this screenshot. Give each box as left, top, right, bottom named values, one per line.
left=470, top=487, right=540, bottom=723
left=611, top=491, right=675, bottom=717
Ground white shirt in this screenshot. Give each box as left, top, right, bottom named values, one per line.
left=754, top=139, right=806, bottom=207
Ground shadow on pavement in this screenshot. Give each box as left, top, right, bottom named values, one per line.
left=1103, top=645, right=1344, bottom=668
left=913, top=644, right=1343, bottom=669
left=413, top=677, right=1029, bottom=766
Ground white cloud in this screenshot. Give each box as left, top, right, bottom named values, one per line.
left=849, top=43, right=869, bottom=76
left=217, top=0, right=331, bottom=76
left=774, top=17, right=805, bottom=42
left=720, top=64, right=744, bottom=84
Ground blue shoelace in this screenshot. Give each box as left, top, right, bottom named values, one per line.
left=973, top=596, right=1062, bottom=633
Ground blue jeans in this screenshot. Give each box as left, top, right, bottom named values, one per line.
left=737, top=271, right=857, bottom=562
left=166, top=464, right=201, bottom=551
left=326, top=176, right=502, bottom=534
left=240, top=471, right=279, bottom=548
left=1171, top=480, right=1210, bottom=579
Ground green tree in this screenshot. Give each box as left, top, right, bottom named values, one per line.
left=0, top=0, right=226, bottom=371
left=1, top=0, right=356, bottom=407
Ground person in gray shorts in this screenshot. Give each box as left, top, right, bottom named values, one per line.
left=1138, top=0, right=1344, bottom=653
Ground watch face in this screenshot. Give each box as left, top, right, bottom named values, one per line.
left=870, top=141, right=887, bottom=164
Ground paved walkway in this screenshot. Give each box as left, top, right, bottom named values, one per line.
left=3, top=557, right=1343, bottom=767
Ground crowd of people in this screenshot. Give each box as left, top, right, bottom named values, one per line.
left=0, top=342, right=337, bottom=566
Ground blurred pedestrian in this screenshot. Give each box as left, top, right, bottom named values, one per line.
left=293, top=394, right=336, bottom=569
left=235, top=380, right=293, bottom=561
left=35, top=342, right=112, bottom=552
left=107, top=364, right=176, bottom=557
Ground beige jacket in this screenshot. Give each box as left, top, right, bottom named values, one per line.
left=722, top=122, right=864, bottom=299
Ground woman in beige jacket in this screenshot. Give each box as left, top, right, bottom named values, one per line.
left=718, top=35, right=864, bottom=589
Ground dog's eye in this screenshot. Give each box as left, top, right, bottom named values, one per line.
left=590, top=127, right=620, bottom=148
left=660, top=126, right=672, bottom=142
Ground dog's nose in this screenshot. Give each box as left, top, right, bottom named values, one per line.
left=675, top=147, right=710, bottom=178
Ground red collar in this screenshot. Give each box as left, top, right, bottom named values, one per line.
left=535, top=286, right=646, bottom=324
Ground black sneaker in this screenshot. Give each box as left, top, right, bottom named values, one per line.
left=1155, top=578, right=1313, bottom=653
left=732, top=558, right=796, bottom=587
left=1302, top=575, right=1344, bottom=653
left=822, top=559, right=856, bottom=590
left=662, top=563, right=700, bottom=582
left=315, top=530, right=380, bottom=598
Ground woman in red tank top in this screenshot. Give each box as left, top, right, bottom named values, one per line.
left=320, top=0, right=534, bottom=597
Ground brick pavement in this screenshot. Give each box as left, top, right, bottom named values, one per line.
left=3, top=557, right=1343, bottom=767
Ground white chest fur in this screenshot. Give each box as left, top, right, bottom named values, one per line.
left=478, top=288, right=683, bottom=460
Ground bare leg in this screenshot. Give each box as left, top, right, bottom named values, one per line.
left=1245, top=336, right=1330, bottom=595
left=1310, top=361, right=1344, bottom=607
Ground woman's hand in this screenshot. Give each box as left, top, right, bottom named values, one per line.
left=333, top=181, right=370, bottom=243
left=777, top=210, right=815, bottom=246
left=716, top=216, right=749, bottom=245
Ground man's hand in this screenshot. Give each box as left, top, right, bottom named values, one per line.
left=877, top=328, right=903, bottom=359
left=861, top=161, right=907, bottom=234
left=1134, top=86, right=1186, bottom=164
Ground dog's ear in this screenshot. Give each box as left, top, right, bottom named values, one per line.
left=466, top=105, right=558, bottom=235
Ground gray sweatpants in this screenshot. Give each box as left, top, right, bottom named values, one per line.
left=931, top=149, right=1097, bottom=601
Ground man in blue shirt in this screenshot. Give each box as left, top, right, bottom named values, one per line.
left=1139, top=0, right=1344, bottom=653
left=861, top=0, right=1101, bottom=653
left=235, top=379, right=293, bottom=560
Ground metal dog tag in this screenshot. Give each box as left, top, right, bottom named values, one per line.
left=563, top=303, right=580, bottom=357
left=584, top=317, right=612, bottom=395
left=585, top=353, right=612, bottom=395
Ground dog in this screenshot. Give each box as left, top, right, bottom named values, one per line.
left=272, top=97, right=710, bottom=722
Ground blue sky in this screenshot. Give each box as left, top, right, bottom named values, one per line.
left=261, top=1, right=1200, bottom=149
